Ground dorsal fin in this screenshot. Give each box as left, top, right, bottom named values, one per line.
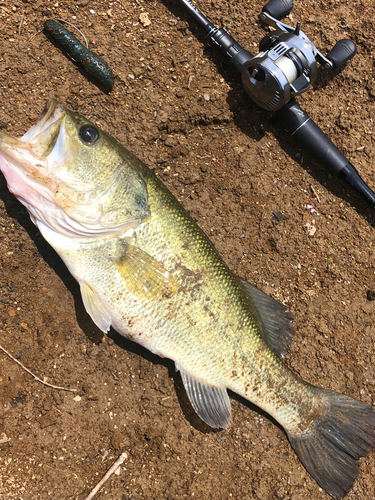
left=241, top=281, right=294, bottom=358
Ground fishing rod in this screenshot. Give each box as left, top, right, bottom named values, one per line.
left=174, top=0, right=375, bottom=210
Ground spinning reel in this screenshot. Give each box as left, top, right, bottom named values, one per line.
left=242, top=0, right=356, bottom=110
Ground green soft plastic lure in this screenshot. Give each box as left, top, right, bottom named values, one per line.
left=44, top=19, right=114, bottom=91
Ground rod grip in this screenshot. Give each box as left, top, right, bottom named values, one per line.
left=278, top=99, right=375, bottom=208
left=278, top=99, right=348, bottom=173
left=208, top=28, right=254, bottom=73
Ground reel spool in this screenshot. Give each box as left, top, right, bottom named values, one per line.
left=241, top=0, right=356, bottom=111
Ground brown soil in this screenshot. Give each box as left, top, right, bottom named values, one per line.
left=1, top=0, right=375, bottom=499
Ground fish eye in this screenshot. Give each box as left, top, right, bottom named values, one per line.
left=79, top=125, right=99, bottom=144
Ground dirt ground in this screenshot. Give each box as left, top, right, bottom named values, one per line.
left=0, top=0, right=375, bottom=499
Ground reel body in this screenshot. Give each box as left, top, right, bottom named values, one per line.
left=240, top=9, right=356, bottom=111
left=242, top=28, right=317, bottom=110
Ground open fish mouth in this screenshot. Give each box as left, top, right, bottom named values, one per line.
left=0, top=99, right=81, bottom=205
left=0, top=100, right=76, bottom=232
left=0, top=99, right=64, bottom=163
left=20, top=99, right=65, bottom=145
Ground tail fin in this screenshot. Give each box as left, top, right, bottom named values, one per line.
left=288, top=389, right=375, bottom=499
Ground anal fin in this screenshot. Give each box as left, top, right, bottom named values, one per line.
left=179, top=368, right=232, bottom=429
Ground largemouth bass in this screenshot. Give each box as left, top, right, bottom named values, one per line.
left=0, top=100, right=374, bottom=498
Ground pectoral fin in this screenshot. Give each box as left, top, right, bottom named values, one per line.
left=80, top=282, right=112, bottom=333
left=241, top=280, right=294, bottom=358
left=114, top=243, right=178, bottom=298
left=179, top=367, right=232, bottom=429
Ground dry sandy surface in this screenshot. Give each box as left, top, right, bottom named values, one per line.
left=1, top=0, right=375, bottom=498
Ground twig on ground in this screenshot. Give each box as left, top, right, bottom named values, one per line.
left=309, top=183, right=321, bottom=203
left=0, top=343, right=77, bottom=392
left=27, top=27, right=44, bottom=44
left=17, top=10, right=24, bottom=50
left=83, top=452, right=128, bottom=500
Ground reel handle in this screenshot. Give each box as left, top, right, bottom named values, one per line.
left=262, top=0, right=293, bottom=20
left=326, top=39, right=357, bottom=68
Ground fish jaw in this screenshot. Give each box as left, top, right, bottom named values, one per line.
left=0, top=103, right=65, bottom=229
left=0, top=99, right=65, bottom=183
left=19, top=99, right=65, bottom=145
left=0, top=100, right=148, bottom=241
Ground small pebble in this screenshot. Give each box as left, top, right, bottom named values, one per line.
left=140, top=12, right=151, bottom=27
left=272, top=211, right=283, bottom=222
left=304, top=222, right=316, bottom=236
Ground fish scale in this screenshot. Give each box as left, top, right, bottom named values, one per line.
left=1, top=99, right=375, bottom=499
